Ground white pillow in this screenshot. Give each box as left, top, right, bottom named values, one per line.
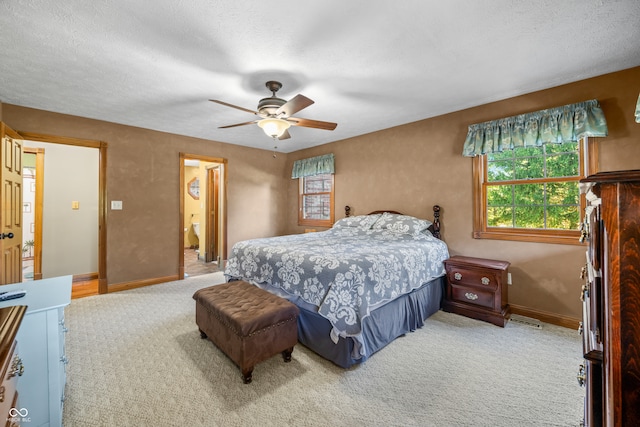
left=333, top=214, right=381, bottom=230
left=372, top=212, right=432, bottom=236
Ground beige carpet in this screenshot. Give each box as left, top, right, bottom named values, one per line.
left=62, top=272, right=584, bottom=426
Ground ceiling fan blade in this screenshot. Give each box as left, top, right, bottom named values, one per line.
left=278, top=129, right=291, bottom=140
left=276, top=94, right=314, bottom=117
left=218, top=120, right=257, bottom=129
left=287, top=117, right=337, bottom=131
left=209, top=99, right=257, bottom=115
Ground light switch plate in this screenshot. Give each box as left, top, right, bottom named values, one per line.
left=111, top=200, right=123, bottom=210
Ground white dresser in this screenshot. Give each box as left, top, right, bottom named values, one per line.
left=0, top=276, right=72, bottom=427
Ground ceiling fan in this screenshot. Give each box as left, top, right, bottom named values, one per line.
left=210, top=81, right=337, bottom=140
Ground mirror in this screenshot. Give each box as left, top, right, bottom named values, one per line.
left=188, top=177, right=199, bottom=200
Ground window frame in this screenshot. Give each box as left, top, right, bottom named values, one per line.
left=472, top=137, right=597, bottom=245
left=298, top=173, right=335, bottom=227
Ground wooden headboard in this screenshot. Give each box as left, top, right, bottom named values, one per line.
left=344, top=205, right=442, bottom=240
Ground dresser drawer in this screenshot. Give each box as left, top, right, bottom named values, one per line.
left=449, top=283, right=495, bottom=309
left=446, top=268, right=500, bottom=291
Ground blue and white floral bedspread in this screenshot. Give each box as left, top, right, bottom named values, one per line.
left=224, top=227, right=449, bottom=340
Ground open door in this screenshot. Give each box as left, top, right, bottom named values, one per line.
left=0, top=122, right=23, bottom=285
left=179, top=154, right=227, bottom=280
left=205, top=166, right=220, bottom=263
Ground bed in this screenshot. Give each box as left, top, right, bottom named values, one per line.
left=224, top=206, right=449, bottom=368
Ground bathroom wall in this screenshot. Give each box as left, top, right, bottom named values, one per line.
left=184, top=165, right=200, bottom=248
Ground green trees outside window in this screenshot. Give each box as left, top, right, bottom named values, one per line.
left=485, top=142, right=580, bottom=231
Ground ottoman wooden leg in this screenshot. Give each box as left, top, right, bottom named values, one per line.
left=242, top=367, right=254, bottom=384
left=282, top=347, right=293, bottom=363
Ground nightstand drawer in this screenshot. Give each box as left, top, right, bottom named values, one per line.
left=446, top=268, right=500, bottom=291
left=443, top=256, right=510, bottom=327
left=449, top=284, right=495, bottom=309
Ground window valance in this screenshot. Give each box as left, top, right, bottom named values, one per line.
left=635, top=93, right=640, bottom=123
left=462, top=99, right=608, bottom=157
left=291, top=153, right=335, bottom=178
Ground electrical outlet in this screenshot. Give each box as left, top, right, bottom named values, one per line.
left=508, top=273, right=512, bottom=285
left=111, top=200, right=123, bottom=210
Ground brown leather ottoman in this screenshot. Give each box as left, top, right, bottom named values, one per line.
left=193, top=281, right=299, bottom=384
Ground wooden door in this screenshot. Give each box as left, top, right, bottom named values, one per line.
left=205, top=166, right=219, bottom=263
left=0, top=123, right=23, bottom=285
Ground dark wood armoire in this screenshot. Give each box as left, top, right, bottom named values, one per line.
left=579, top=170, right=640, bottom=427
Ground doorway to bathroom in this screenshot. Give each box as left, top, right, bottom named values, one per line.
left=179, top=153, right=227, bottom=279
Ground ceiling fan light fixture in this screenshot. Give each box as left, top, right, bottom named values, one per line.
left=258, top=118, right=290, bottom=138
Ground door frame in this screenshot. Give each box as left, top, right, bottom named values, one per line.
left=179, top=153, right=227, bottom=279
left=22, top=147, right=44, bottom=280
left=18, top=132, right=108, bottom=293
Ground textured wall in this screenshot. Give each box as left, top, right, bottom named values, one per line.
left=285, top=66, right=640, bottom=320
left=3, top=105, right=289, bottom=285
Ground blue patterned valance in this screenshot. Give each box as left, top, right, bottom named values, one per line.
left=462, top=99, right=608, bottom=157
left=291, top=153, right=335, bottom=178
left=635, top=93, right=640, bottom=123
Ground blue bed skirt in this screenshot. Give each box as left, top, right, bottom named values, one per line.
left=296, top=276, right=445, bottom=368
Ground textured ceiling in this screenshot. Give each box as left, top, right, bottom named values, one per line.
left=1, top=1, right=639, bottom=153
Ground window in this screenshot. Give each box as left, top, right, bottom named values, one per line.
left=473, top=138, right=597, bottom=244
left=298, top=173, right=334, bottom=227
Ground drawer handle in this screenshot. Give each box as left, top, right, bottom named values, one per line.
left=579, top=222, right=588, bottom=243
left=464, top=292, right=478, bottom=301
left=8, top=355, right=24, bottom=378
left=454, top=272, right=462, bottom=281
left=580, top=283, right=590, bottom=302
left=577, top=363, right=586, bottom=387
left=481, top=277, right=490, bottom=285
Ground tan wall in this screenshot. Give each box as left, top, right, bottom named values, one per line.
left=285, top=66, right=640, bottom=321
left=4, top=66, right=638, bottom=316
left=3, top=105, right=290, bottom=286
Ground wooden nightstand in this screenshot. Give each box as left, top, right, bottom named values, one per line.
left=442, top=255, right=510, bottom=327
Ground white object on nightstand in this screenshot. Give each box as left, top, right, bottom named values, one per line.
left=0, top=275, right=72, bottom=427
